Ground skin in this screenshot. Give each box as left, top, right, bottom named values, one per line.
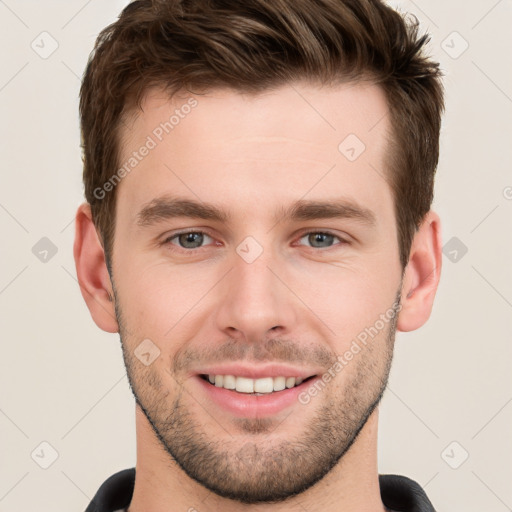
left=74, top=82, right=442, bottom=512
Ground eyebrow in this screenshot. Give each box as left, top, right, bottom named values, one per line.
left=136, top=195, right=377, bottom=228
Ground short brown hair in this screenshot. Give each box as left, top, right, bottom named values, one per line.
left=79, top=0, right=444, bottom=271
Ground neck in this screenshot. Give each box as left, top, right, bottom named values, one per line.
left=127, top=405, right=387, bottom=512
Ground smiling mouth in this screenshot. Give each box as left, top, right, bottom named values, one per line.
left=198, top=374, right=317, bottom=395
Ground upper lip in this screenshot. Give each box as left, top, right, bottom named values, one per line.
left=193, top=363, right=320, bottom=380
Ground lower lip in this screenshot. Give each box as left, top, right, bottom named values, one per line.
left=194, top=375, right=318, bottom=418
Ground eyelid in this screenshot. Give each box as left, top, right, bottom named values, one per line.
left=294, top=229, right=349, bottom=247
left=162, top=228, right=216, bottom=248
left=161, top=228, right=350, bottom=252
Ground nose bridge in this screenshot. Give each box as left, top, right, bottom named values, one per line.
left=215, top=241, right=296, bottom=340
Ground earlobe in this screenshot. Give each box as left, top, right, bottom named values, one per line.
left=397, top=210, right=442, bottom=333
left=73, top=202, right=119, bottom=333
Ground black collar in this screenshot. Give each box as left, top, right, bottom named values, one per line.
left=85, top=468, right=436, bottom=512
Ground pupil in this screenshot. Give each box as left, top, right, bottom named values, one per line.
left=310, top=233, right=333, bottom=247
left=180, top=232, right=203, bottom=248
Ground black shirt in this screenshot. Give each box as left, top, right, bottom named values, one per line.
left=85, top=468, right=436, bottom=512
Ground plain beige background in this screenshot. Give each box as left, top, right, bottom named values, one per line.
left=1, top=1, right=511, bottom=511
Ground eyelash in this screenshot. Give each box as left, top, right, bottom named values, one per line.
left=161, top=229, right=348, bottom=252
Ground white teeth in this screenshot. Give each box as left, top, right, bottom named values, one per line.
left=206, top=374, right=307, bottom=393
left=235, top=377, right=254, bottom=393
left=273, top=376, right=286, bottom=391
left=223, top=375, right=236, bottom=390
left=254, top=377, right=273, bottom=393
left=285, top=377, right=296, bottom=388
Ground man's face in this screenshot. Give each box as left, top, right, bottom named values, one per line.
left=111, top=82, right=403, bottom=503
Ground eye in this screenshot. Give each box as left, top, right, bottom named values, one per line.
left=161, top=229, right=347, bottom=252
left=163, top=230, right=214, bottom=250
left=297, top=231, right=345, bottom=249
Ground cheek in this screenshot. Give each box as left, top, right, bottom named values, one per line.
left=116, top=240, right=400, bottom=347
left=295, top=258, right=398, bottom=343
left=119, top=262, right=212, bottom=336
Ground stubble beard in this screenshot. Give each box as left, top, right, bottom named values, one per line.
left=115, top=287, right=400, bottom=504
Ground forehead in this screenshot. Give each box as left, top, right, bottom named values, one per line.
left=122, top=81, right=389, bottom=152
left=115, top=81, right=392, bottom=226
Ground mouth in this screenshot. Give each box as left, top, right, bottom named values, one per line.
left=198, top=373, right=318, bottom=396
left=192, top=366, right=322, bottom=417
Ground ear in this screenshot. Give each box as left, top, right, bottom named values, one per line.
left=73, top=202, right=119, bottom=333
left=397, top=210, right=442, bottom=332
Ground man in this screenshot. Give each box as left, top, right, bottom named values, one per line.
left=74, top=0, right=444, bottom=510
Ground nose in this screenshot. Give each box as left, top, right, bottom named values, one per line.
left=214, top=247, right=298, bottom=343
